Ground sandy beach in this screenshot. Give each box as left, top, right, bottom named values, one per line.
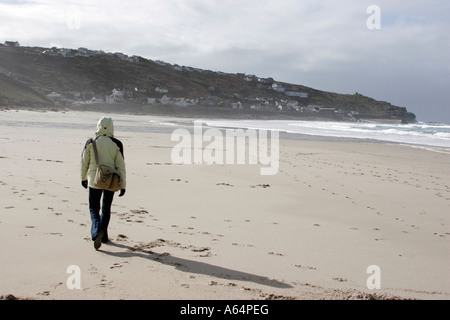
left=0, top=109, right=449, bottom=300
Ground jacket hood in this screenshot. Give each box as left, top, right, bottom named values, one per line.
left=95, top=117, right=114, bottom=137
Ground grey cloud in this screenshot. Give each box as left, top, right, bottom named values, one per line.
left=1, top=0, right=449, bottom=122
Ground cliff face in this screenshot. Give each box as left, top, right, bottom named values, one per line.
left=0, top=45, right=416, bottom=123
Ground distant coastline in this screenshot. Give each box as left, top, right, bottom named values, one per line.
left=0, top=103, right=411, bottom=125
left=0, top=44, right=416, bottom=124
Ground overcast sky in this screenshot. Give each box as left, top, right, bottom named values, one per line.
left=1, top=0, right=449, bottom=122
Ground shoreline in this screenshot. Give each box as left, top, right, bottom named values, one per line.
left=1, top=108, right=449, bottom=154
left=1, top=110, right=449, bottom=300
left=0, top=103, right=416, bottom=124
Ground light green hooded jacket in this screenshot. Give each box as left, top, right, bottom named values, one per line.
left=81, top=117, right=126, bottom=190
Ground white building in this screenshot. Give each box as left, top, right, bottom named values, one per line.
left=42, top=49, right=58, bottom=56
left=4, top=41, right=20, bottom=47
left=106, top=89, right=125, bottom=104
left=47, top=92, right=64, bottom=100
left=160, top=95, right=172, bottom=105
left=89, top=97, right=104, bottom=104
left=287, top=101, right=299, bottom=111
left=272, top=83, right=286, bottom=93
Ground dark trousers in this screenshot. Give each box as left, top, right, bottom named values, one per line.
left=89, top=187, right=115, bottom=242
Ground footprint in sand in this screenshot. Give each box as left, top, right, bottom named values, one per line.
left=110, top=261, right=128, bottom=269
left=294, top=264, right=317, bottom=270
left=232, top=243, right=254, bottom=248
left=268, top=251, right=284, bottom=256
left=97, top=277, right=113, bottom=288
left=191, top=247, right=212, bottom=257
left=250, top=184, right=271, bottom=189
left=116, top=234, right=128, bottom=241
left=130, top=209, right=149, bottom=214
left=332, top=277, right=347, bottom=282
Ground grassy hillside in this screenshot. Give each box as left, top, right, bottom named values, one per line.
left=0, top=45, right=416, bottom=123
left=0, top=73, right=51, bottom=106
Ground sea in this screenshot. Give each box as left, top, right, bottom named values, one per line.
left=202, top=119, right=450, bottom=151
left=1, top=110, right=449, bottom=152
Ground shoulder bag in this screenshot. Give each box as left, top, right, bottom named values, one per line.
left=92, top=138, right=122, bottom=192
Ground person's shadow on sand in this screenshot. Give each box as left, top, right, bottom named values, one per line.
left=100, top=241, right=292, bottom=289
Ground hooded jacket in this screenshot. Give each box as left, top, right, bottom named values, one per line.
left=81, top=117, right=126, bottom=190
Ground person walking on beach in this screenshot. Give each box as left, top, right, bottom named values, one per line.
left=81, top=116, right=126, bottom=250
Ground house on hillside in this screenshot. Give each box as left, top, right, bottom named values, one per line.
left=155, top=87, right=169, bottom=94
left=75, top=48, right=90, bottom=58
left=134, top=87, right=147, bottom=93
left=60, top=48, right=74, bottom=58
left=160, top=95, right=172, bottom=105
left=42, top=49, right=58, bottom=56
left=47, top=92, right=60, bottom=99
left=173, top=98, right=197, bottom=107
left=154, top=60, right=167, bottom=66
left=147, top=98, right=157, bottom=105
left=4, top=41, right=20, bottom=47
left=232, top=102, right=243, bottom=109
left=89, top=97, right=105, bottom=104
left=47, top=92, right=64, bottom=100
left=272, top=83, right=286, bottom=93
left=127, top=55, right=140, bottom=63
left=106, top=89, right=125, bottom=104
left=285, top=91, right=308, bottom=98
left=258, top=77, right=274, bottom=85
left=287, top=100, right=299, bottom=111
left=173, top=98, right=189, bottom=107
left=75, top=51, right=90, bottom=58
left=306, top=104, right=321, bottom=112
